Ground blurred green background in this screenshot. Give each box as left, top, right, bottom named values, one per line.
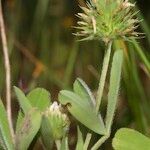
left=0, top=0, right=150, bottom=149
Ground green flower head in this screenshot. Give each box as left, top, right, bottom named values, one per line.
left=44, top=101, right=70, bottom=140
left=75, top=0, right=141, bottom=43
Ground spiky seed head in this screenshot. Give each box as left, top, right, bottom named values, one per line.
left=75, top=0, right=141, bottom=43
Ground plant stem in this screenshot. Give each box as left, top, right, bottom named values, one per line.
left=91, top=135, right=109, bottom=150
left=83, top=133, right=92, bottom=150
left=0, top=0, right=14, bottom=138
left=96, top=41, right=112, bottom=113
left=55, top=140, right=61, bottom=150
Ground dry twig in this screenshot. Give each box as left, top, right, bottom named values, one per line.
left=0, top=0, right=14, bottom=138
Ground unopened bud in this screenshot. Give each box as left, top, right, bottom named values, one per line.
left=44, top=101, right=70, bottom=140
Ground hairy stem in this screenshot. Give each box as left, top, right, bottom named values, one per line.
left=83, top=133, right=92, bottom=150
left=91, top=135, right=109, bottom=150
left=96, top=41, right=112, bottom=113
left=0, top=0, right=14, bottom=138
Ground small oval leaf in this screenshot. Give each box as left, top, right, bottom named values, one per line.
left=27, top=88, right=51, bottom=111
left=112, top=128, right=150, bottom=150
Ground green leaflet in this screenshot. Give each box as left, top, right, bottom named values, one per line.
left=14, top=87, right=51, bottom=113
left=0, top=99, right=14, bottom=150
left=14, top=86, right=32, bottom=114
left=59, top=90, right=106, bottom=135
left=105, top=50, right=123, bottom=134
left=15, top=87, right=51, bottom=132
left=15, top=108, right=41, bottom=150
left=14, top=86, right=33, bottom=134
left=40, top=115, right=54, bottom=150
left=27, top=88, right=51, bottom=111
left=73, top=78, right=105, bottom=132
left=15, top=111, right=23, bottom=133
left=73, top=78, right=96, bottom=106
left=112, top=128, right=150, bottom=150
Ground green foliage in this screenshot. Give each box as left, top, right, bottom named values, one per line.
left=27, top=88, right=51, bottom=111
left=73, top=78, right=95, bottom=106
left=0, top=0, right=149, bottom=149
left=105, top=50, right=123, bottom=133
left=40, top=115, right=54, bottom=149
left=112, top=128, right=150, bottom=150
left=13, top=87, right=69, bottom=150
left=14, top=87, right=53, bottom=149
left=15, top=108, right=42, bottom=150
left=15, top=87, right=51, bottom=133
left=14, top=86, right=32, bottom=113
left=14, top=86, right=53, bottom=145
left=14, top=87, right=51, bottom=113
left=90, top=50, right=123, bottom=150
left=15, top=111, right=24, bottom=133
left=59, top=87, right=106, bottom=135
left=0, top=99, right=14, bottom=150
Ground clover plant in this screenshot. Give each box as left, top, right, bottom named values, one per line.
left=0, top=0, right=149, bottom=150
